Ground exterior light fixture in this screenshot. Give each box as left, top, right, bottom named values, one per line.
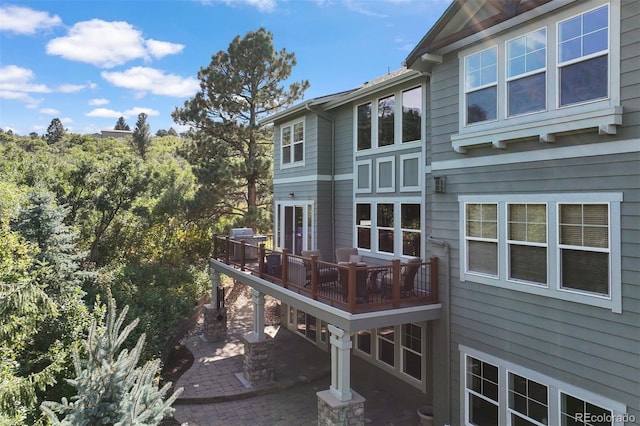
left=289, top=192, right=295, bottom=198
left=434, top=176, right=446, bottom=194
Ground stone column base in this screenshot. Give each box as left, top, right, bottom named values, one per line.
left=203, top=305, right=227, bottom=342
left=317, top=389, right=365, bottom=426
left=242, top=332, right=274, bottom=386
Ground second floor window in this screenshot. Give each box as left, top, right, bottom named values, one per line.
left=464, top=46, right=498, bottom=125
left=281, top=120, right=304, bottom=166
left=507, top=28, right=547, bottom=116
left=558, top=4, right=609, bottom=106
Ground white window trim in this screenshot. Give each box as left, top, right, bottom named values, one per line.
left=279, top=118, right=305, bottom=169
left=355, top=159, right=372, bottom=193
left=352, top=81, right=426, bottom=154
left=505, top=27, right=548, bottom=118
left=400, top=323, right=424, bottom=383
left=376, top=156, right=396, bottom=193
left=453, top=1, right=621, bottom=153
left=506, top=202, right=549, bottom=286
left=463, top=45, right=499, bottom=127
left=460, top=346, right=629, bottom=426
left=458, top=193, right=622, bottom=313
left=399, top=153, right=422, bottom=192
left=354, top=198, right=422, bottom=259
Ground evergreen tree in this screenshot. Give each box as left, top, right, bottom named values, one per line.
left=172, top=27, right=308, bottom=229
left=167, top=127, right=178, bottom=137
left=114, top=117, right=130, bottom=131
left=41, top=298, right=183, bottom=425
left=45, top=118, right=66, bottom=145
left=133, top=113, right=151, bottom=159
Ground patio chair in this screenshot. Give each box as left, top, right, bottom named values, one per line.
left=380, top=257, right=422, bottom=299
left=335, top=247, right=359, bottom=263
left=301, top=250, right=338, bottom=287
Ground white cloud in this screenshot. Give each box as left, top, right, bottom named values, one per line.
left=86, top=106, right=159, bottom=119
left=40, top=108, right=59, bottom=115
left=101, top=67, right=199, bottom=98
left=61, top=117, right=73, bottom=124
left=56, top=82, right=96, bottom=93
left=207, top=0, right=277, bottom=12
left=145, top=39, right=185, bottom=58
left=89, top=98, right=109, bottom=106
left=46, top=19, right=185, bottom=68
left=0, top=65, right=51, bottom=93
left=0, top=5, right=62, bottom=35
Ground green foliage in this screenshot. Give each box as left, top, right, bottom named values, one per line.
left=41, top=298, right=183, bottom=425
left=45, top=118, right=66, bottom=145
left=114, top=116, right=130, bottom=131
left=172, top=27, right=307, bottom=231
left=133, top=113, right=151, bottom=160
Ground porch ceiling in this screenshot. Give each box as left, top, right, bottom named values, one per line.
left=212, top=260, right=442, bottom=333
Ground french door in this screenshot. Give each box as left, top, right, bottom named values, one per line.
left=275, top=202, right=313, bottom=255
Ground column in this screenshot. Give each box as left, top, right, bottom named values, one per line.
left=242, top=289, right=273, bottom=385
left=317, top=325, right=365, bottom=426
left=203, top=268, right=227, bottom=342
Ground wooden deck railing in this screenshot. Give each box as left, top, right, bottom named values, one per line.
left=213, top=235, right=439, bottom=314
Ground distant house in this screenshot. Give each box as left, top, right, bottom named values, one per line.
left=100, top=129, right=133, bottom=139
left=209, top=0, right=639, bottom=424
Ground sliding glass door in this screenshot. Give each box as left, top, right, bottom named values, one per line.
left=275, top=202, right=313, bottom=255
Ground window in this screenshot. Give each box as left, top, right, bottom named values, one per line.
left=459, top=194, right=622, bottom=313
left=561, top=393, right=612, bottom=426
left=453, top=3, right=619, bottom=153
left=462, top=348, right=628, bottom=426
left=508, top=203, right=547, bottom=285
left=378, top=95, right=395, bottom=147
left=281, top=120, right=304, bottom=166
left=558, top=5, right=609, bottom=107
left=401, top=323, right=422, bottom=380
left=377, top=326, right=395, bottom=367
left=507, top=28, right=547, bottom=116
left=464, top=47, right=498, bottom=124
left=466, top=356, right=499, bottom=426
left=400, top=154, right=420, bottom=191
left=402, top=86, right=422, bottom=142
left=508, top=373, right=548, bottom=426
left=354, top=83, right=425, bottom=152
left=376, top=157, right=395, bottom=193
left=465, top=203, right=498, bottom=276
left=559, top=204, right=609, bottom=295
left=356, top=204, right=371, bottom=250
left=356, top=160, right=371, bottom=193
left=355, top=201, right=422, bottom=256
left=377, top=203, right=394, bottom=254
left=401, top=204, right=421, bottom=257
left=356, top=330, right=371, bottom=354
left=357, top=103, right=372, bottom=150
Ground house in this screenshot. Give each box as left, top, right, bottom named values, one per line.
left=209, top=0, right=639, bottom=424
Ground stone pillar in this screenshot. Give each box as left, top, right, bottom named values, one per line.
left=203, top=268, right=227, bottom=341
left=316, top=325, right=365, bottom=425
left=242, top=332, right=274, bottom=386
left=317, top=389, right=365, bottom=426
left=203, top=305, right=227, bottom=341
left=251, top=288, right=266, bottom=340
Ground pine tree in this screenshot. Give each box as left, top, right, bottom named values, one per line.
left=132, top=113, right=151, bottom=159
left=45, top=118, right=66, bottom=145
left=114, top=117, right=130, bottom=131
left=41, top=298, right=183, bottom=425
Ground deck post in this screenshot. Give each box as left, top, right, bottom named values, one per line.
left=310, top=255, right=319, bottom=300
left=203, top=266, right=227, bottom=342
left=392, top=259, right=401, bottom=308
left=251, top=288, right=266, bottom=341
left=317, top=325, right=365, bottom=425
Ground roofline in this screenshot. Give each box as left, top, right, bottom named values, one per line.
left=405, top=0, right=462, bottom=68
left=259, top=90, right=354, bottom=125
left=324, top=69, right=425, bottom=110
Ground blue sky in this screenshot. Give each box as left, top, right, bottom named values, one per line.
left=0, top=0, right=450, bottom=135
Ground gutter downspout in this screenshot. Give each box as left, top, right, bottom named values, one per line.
left=305, top=103, right=336, bottom=253
left=427, top=236, right=451, bottom=425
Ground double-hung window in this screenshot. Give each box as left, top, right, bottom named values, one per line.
left=464, top=47, right=498, bottom=125
left=460, top=194, right=622, bottom=313
left=357, top=103, right=372, bottom=150
left=558, top=4, right=609, bottom=107
left=281, top=120, right=304, bottom=166
left=507, top=28, right=547, bottom=116
left=356, top=203, right=371, bottom=250
left=462, top=347, right=628, bottom=426
left=377, top=203, right=394, bottom=254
